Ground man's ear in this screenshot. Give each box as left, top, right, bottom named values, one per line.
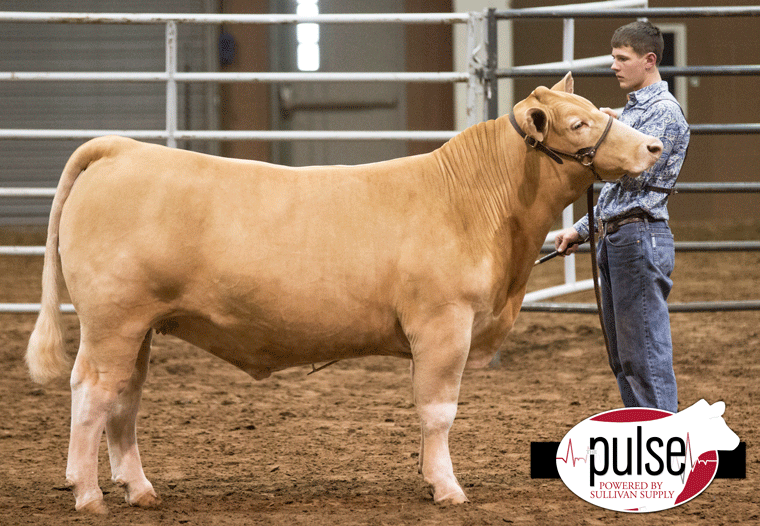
left=521, top=108, right=548, bottom=143
left=644, top=52, right=658, bottom=69
left=550, top=71, right=574, bottom=94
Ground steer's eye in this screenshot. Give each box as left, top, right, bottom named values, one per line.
left=571, top=121, right=585, bottom=131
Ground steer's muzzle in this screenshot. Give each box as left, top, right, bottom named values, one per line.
left=647, top=139, right=663, bottom=159
left=628, top=137, right=663, bottom=176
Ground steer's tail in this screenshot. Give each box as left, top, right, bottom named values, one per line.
left=26, top=137, right=114, bottom=384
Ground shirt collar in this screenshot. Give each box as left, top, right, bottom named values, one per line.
left=626, top=81, right=669, bottom=107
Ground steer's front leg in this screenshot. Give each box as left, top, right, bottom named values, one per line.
left=407, top=305, right=472, bottom=505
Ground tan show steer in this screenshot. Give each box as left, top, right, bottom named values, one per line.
left=26, top=73, right=662, bottom=514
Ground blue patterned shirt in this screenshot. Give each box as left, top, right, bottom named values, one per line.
left=573, top=81, right=690, bottom=239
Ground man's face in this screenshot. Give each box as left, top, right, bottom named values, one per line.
left=611, top=45, right=651, bottom=92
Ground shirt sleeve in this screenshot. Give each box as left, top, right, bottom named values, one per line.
left=573, top=208, right=592, bottom=240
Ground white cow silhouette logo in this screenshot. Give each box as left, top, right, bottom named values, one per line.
left=677, top=400, right=739, bottom=454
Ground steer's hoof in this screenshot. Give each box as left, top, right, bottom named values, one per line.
left=128, top=488, right=161, bottom=508
left=433, top=488, right=469, bottom=506
left=76, top=498, right=109, bottom=515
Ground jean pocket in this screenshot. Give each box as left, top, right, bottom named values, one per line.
left=606, top=228, right=640, bottom=248
left=651, top=232, right=675, bottom=277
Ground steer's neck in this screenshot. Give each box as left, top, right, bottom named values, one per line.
left=518, top=146, right=595, bottom=245
left=432, top=117, right=593, bottom=254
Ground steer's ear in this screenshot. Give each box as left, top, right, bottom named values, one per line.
left=551, top=72, right=574, bottom=94
left=522, top=108, right=548, bottom=143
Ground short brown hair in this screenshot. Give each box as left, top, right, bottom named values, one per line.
left=611, top=21, right=664, bottom=66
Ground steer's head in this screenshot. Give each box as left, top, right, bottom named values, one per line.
left=512, top=72, right=662, bottom=180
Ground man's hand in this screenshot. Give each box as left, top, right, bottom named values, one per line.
left=554, top=227, right=583, bottom=256
left=600, top=107, right=619, bottom=119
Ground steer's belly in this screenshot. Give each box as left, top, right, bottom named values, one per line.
left=154, top=308, right=413, bottom=380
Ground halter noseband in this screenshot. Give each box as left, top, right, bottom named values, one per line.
left=508, top=113, right=614, bottom=182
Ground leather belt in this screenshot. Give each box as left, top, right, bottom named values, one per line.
left=599, top=212, right=665, bottom=238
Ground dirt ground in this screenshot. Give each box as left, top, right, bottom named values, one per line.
left=0, top=221, right=757, bottom=526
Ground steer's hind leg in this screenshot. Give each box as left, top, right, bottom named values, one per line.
left=407, top=305, right=473, bottom=505
left=66, top=327, right=151, bottom=514
left=106, top=330, right=159, bottom=508
left=410, top=360, right=424, bottom=475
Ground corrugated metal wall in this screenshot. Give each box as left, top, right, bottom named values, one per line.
left=0, top=0, right=216, bottom=225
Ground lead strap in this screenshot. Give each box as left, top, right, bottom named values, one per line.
left=588, top=187, right=612, bottom=364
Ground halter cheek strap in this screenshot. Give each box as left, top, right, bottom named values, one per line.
left=508, top=113, right=615, bottom=182
left=508, top=114, right=565, bottom=165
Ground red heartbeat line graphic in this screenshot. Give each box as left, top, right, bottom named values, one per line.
left=556, top=439, right=593, bottom=467
left=681, top=432, right=718, bottom=483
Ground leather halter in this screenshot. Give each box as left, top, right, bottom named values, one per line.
left=508, top=113, right=614, bottom=182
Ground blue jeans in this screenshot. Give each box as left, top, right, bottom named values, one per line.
left=597, top=219, right=678, bottom=413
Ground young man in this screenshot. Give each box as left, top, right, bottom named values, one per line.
left=554, top=21, right=690, bottom=413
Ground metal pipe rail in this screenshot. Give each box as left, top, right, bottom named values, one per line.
left=690, top=124, right=760, bottom=135
left=2, top=125, right=757, bottom=141
left=539, top=241, right=760, bottom=254
left=0, top=188, right=56, bottom=198
left=0, top=71, right=469, bottom=83
left=494, top=6, right=760, bottom=19
left=521, top=300, right=760, bottom=313
left=495, top=65, right=760, bottom=78
left=0, top=247, right=45, bottom=256
left=591, top=182, right=760, bottom=193
left=0, top=130, right=459, bottom=141
left=0, top=12, right=471, bottom=25
left=0, top=303, right=75, bottom=314
left=541, top=179, right=760, bottom=253
left=6, top=183, right=758, bottom=200
left=4, top=127, right=758, bottom=140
